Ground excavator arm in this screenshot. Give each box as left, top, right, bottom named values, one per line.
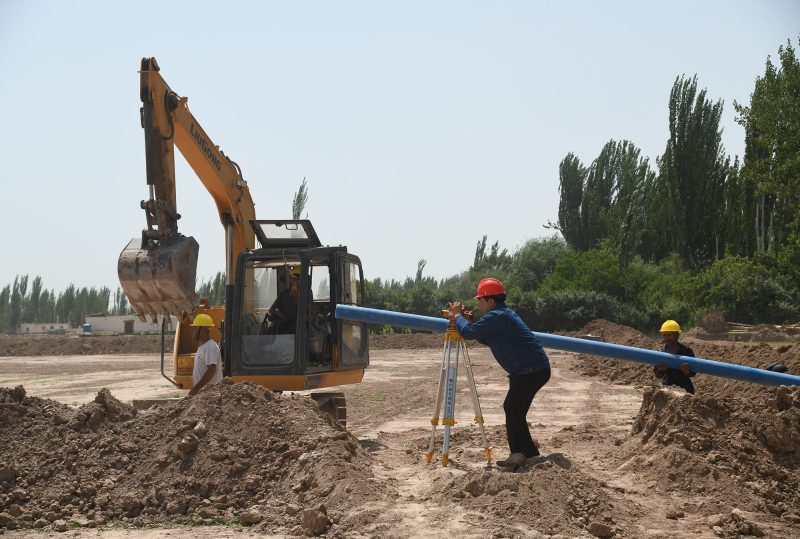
left=119, top=57, right=256, bottom=322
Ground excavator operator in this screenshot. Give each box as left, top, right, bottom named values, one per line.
left=268, top=267, right=316, bottom=334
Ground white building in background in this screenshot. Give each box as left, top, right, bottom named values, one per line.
left=17, top=315, right=178, bottom=335
left=84, top=314, right=178, bottom=334
left=18, top=323, right=79, bottom=335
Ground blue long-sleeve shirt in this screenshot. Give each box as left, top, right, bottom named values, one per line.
left=455, top=303, right=550, bottom=377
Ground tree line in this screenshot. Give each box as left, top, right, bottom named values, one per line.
left=365, top=37, right=800, bottom=333
left=553, top=39, right=799, bottom=273
left=0, top=271, right=237, bottom=334
left=0, top=276, right=133, bottom=334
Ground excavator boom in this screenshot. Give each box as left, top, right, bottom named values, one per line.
left=118, top=57, right=255, bottom=322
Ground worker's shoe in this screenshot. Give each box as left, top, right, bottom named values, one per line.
left=495, top=453, right=526, bottom=470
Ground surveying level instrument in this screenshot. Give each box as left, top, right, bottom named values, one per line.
left=425, top=310, right=491, bottom=467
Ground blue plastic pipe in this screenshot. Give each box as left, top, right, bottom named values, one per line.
left=335, top=305, right=800, bottom=387
left=336, top=305, right=450, bottom=333
left=533, top=332, right=800, bottom=387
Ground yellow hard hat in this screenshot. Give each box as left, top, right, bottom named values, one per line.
left=291, top=266, right=301, bottom=275
left=191, top=314, right=215, bottom=327
left=660, top=320, right=681, bottom=333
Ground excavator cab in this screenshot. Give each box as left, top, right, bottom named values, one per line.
left=225, top=220, right=369, bottom=390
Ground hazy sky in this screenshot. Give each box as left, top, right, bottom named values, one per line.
left=1, top=1, right=798, bottom=296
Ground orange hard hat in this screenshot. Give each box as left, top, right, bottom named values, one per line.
left=474, top=278, right=505, bottom=299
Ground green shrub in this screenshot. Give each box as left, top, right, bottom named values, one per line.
left=506, top=235, right=570, bottom=296
left=514, top=290, right=641, bottom=332
left=685, top=256, right=800, bottom=324
left=537, top=250, right=625, bottom=299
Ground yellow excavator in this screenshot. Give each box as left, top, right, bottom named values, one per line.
left=117, top=58, right=368, bottom=423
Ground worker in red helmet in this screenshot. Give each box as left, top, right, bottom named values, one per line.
left=449, top=278, right=550, bottom=467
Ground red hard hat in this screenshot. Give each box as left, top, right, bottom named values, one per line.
left=474, top=278, right=505, bottom=299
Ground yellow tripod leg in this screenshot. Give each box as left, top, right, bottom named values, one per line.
left=425, top=338, right=450, bottom=463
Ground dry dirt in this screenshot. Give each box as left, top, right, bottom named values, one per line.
left=685, top=326, right=800, bottom=344
left=0, top=333, right=470, bottom=358
left=0, top=324, right=799, bottom=539
left=0, top=336, right=174, bottom=358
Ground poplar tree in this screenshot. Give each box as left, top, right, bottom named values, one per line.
left=9, top=276, right=24, bottom=333
left=580, top=143, right=619, bottom=250
left=554, top=153, right=587, bottom=250
left=292, top=177, right=309, bottom=220
left=722, top=158, right=758, bottom=257
left=602, top=141, right=655, bottom=299
left=734, top=37, right=800, bottom=209
left=657, top=75, right=730, bottom=268
left=734, top=36, right=800, bottom=252
left=0, top=286, right=9, bottom=334
left=25, top=276, right=42, bottom=323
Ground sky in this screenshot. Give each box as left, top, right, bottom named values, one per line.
left=1, top=0, right=798, bottom=297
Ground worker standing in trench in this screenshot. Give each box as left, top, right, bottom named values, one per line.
left=654, top=320, right=696, bottom=394
left=448, top=278, right=551, bottom=467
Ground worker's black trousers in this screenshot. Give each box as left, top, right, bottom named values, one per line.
left=504, top=368, right=551, bottom=458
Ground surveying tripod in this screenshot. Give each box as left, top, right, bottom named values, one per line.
left=425, top=310, right=491, bottom=467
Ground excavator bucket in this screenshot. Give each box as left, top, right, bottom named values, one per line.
left=117, top=235, right=200, bottom=322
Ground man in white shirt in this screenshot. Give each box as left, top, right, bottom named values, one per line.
left=188, top=314, right=223, bottom=396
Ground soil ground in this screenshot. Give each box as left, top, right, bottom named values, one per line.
left=1, top=325, right=799, bottom=538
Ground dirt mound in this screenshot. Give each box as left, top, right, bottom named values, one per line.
left=776, top=342, right=800, bottom=370
left=0, top=382, right=385, bottom=534
left=618, top=386, right=800, bottom=528
left=687, top=342, right=800, bottom=400
left=749, top=325, right=800, bottom=343
left=571, top=320, right=660, bottom=386
left=683, top=326, right=729, bottom=340
left=0, top=335, right=175, bottom=357
left=379, top=426, right=618, bottom=537
left=686, top=325, right=800, bottom=343
left=581, top=319, right=656, bottom=350
left=571, top=320, right=800, bottom=400
left=445, top=456, right=617, bottom=537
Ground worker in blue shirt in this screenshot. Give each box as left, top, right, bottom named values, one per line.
left=449, top=278, right=551, bottom=466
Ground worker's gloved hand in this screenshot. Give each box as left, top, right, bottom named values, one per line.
left=658, top=363, right=668, bottom=372
left=680, top=363, right=691, bottom=375
left=448, top=302, right=465, bottom=317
